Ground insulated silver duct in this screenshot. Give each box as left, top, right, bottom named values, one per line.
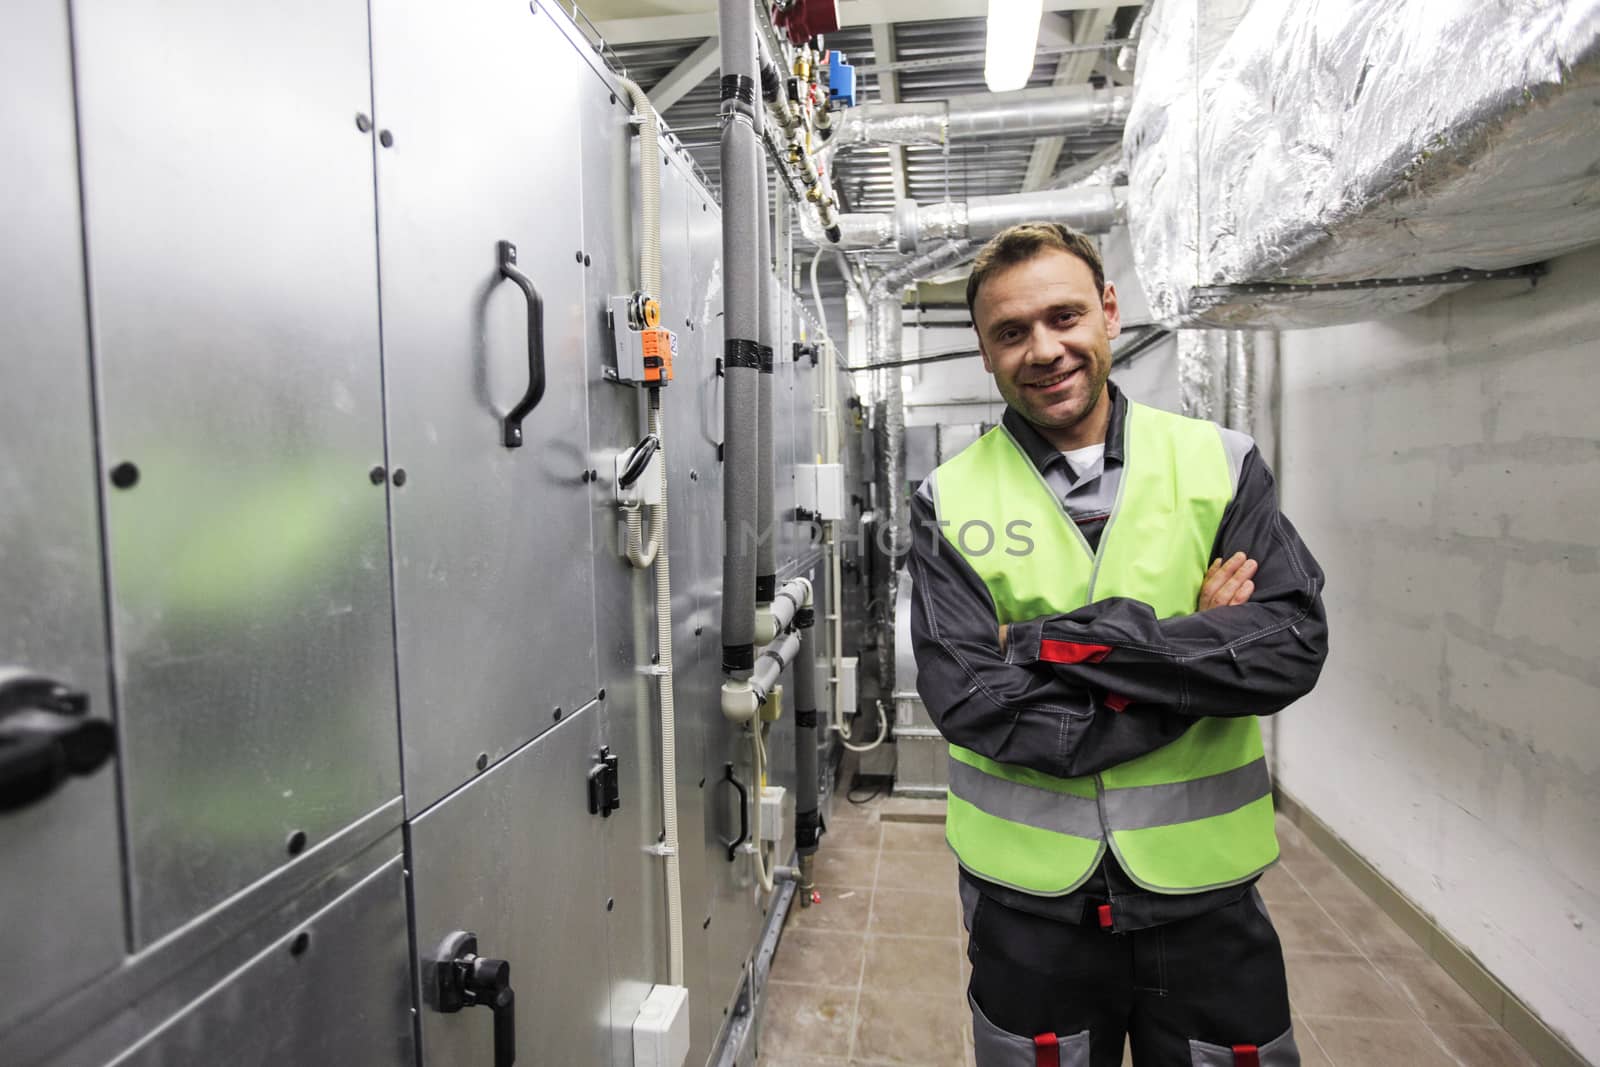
left=863, top=240, right=977, bottom=700
left=825, top=85, right=1131, bottom=150
left=719, top=0, right=762, bottom=672
left=1176, top=329, right=1226, bottom=422
left=825, top=184, right=1125, bottom=251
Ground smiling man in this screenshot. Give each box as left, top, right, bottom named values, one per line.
left=908, top=224, right=1329, bottom=1066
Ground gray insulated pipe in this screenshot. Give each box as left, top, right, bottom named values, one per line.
left=756, top=160, right=777, bottom=606
left=824, top=85, right=1131, bottom=151
left=792, top=596, right=821, bottom=905
left=718, top=0, right=761, bottom=672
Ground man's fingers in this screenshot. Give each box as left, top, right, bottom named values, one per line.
left=1199, top=552, right=1247, bottom=609
left=1230, top=579, right=1255, bottom=606
left=1213, top=558, right=1258, bottom=606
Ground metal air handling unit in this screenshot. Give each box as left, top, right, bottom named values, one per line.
left=0, top=0, right=865, bottom=1064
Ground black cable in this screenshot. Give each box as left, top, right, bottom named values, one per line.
left=618, top=434, right=660, bottom=488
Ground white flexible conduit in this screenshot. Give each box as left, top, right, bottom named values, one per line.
left=616, top=76, right=684, bottom=990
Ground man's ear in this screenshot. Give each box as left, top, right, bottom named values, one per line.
left=1101, top=282, right=1122, bottom=340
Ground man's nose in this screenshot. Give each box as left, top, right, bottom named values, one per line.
left=1024, top=322, right=1065, bottom=362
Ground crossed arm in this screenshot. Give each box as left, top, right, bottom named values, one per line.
left=908, top=446, right=1328, bottom=781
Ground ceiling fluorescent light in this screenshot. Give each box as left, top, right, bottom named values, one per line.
left=984, top=0, right=1043, bottom=93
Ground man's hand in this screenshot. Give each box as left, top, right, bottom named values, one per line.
left=1198, top=551, right=1258, bottom=612
left=998, top=623, right=1009, bottom=652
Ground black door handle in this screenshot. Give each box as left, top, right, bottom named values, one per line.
left=0, top=669, right=114, bottom=813
left=425, top=931, right=517, bottom=1067
left=497, top=240, right=546, bottom=449
left=720, top=762, right=750, bottom=862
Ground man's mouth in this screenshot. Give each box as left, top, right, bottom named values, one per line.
left=1024, top=366, right=1079, bottom=391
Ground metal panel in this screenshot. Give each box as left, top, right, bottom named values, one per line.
left=373, top=0, right=600, bottom=814
left=106, top=850, right=413, bottom=1067
left=73, top=0, right=400, bottom=947
left=578, top=66, right=672, bottom=1067
left=0, top=0, right=125, bottom=1032
left=410, top=701, right=612, bottom=1067
left=663, top=152, right=723, bottom=1067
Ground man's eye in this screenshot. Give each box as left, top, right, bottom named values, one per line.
left=1055, top=312, right=1079, bottom=327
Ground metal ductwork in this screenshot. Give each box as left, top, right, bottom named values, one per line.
left=824, top=84, right=1131, bottom=151
left=821, top=184, right=1125, bottom=252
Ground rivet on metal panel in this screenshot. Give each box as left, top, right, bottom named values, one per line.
left=584, top=254, right=591, bottom=267
left=575, top=250, right=584, bottom=263
left=610, top=93, right=617, bottom=105
left=369, top=465, right=386, bottom=485
left=289, top=931, right=311, bottom=957
left=698, top=777, right=705, bottom=788
left=650, top=653, right=659, bottom=665
left=476, top=752, right=489, bottom=772
left=694, top=625, right=703, bottom=635
left=392, top=468, right=408, bottom=487
left=109, top=462, right=140, bottom=489
left=286, top=830, right=307, bottom=856
left=553, top=706, right=563, bottom=721
left=355, top=113, right=372, bottom=133
left=597, top=688, right=606, bottom=700
left=378, top=129, right=394, bottom=148
left=589, top=468, right=598, bottom=480
left=689, top=469, right=699, bottom=481
left=606, top=898, right=614, bottom=911
left=703, top=916, right=711, bottom=930
left=580, top=470, right=591, bottom=483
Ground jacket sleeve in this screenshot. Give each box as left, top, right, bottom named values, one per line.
left=909, top=484, right=1195, bottom=778
left=1004, top=446, right=1328, bottom=718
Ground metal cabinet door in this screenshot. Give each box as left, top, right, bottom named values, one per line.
left=410, top=701, right=612, bottom=1067
left=108, top=851, right=415, bottom=1067
left=72, top=0, right=402, bottom=948
left=0, top=0, right=126, bottom=1033
left=372, top=0, right=600, bottom=814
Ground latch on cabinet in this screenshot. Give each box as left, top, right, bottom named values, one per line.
left=587, top=745, right=620, bottom=818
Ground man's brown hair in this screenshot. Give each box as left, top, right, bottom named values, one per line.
left=965, top=223, right=1106, bottom=317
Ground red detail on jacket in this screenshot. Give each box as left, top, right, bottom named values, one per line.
left=1097, top=904, right=1114, bottom=929
left=1039, top=639, right=1113, bottom=665
left=1033, top=1034, right=1061, bottom=1067
left=1104, top=693, right=1132, bottom=712
left=1232, top=1045, right=1261, bottom=1067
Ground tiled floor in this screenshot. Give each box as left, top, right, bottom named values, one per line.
left=755, top=789, right=1537, bottom=1067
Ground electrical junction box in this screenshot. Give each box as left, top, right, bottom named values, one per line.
left=826, top=50, right=857, bottom=107
left=615, top=447, right=664, bottom=507
left=794, top=463, right=844, bottom=521
left=609, top=293, right=677, bottom=386
left=633, top=984, right=691, bottom=1067
left=759, top=785, right=788, bottom=844
left=838, top=656, right=858, bottom=716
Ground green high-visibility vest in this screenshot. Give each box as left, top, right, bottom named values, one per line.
left=930, top=401, right=1279, bottom=895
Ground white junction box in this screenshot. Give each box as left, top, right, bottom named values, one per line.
left=837, top=656, right=858, bottom=717
left=633, top=984, right=691, bottom=1067
left=794, top=463, right=844, bottom=521
left=759, top=785, right=787, bottom=843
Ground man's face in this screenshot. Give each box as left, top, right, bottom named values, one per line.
left=973, top=248, right=1120, bottom=438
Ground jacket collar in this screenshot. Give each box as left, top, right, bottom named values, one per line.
left=1001, top=380, right=1126, bottom=476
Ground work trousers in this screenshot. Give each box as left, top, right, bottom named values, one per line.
left=966, top=886, right=1299, bottom=1066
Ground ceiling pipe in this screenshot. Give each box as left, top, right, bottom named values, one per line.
left=821, top=84, right=1132, bottom=155
left=811, top=183, right=1125, bottom=252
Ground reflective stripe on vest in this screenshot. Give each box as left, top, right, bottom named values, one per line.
left=932, top=401, right=1279, bottom=894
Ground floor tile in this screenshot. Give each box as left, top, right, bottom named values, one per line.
left=876, top=848, right=959, bottom=891
left=770, top=927, right=868, bottom=987
left=1270, top=901, right=1362, bottom=956
left=1291, top=1017, right=1335, bottom=1066
left=879, top=820, right=950, bottom=853
left=788, top=884, right=872, bottom=933
left=824, top=820, right=883, bottom=851
left=1285, top=954, right=1416, bottom=1021
left=868, top=887, right=963, bottom=938
left=1320, top=898, right=1429, bottom=959
left=1258, top=864, right=1314, bottom=908
left=1288, top=856, right=1371, bottom=908
left=861, top=934, right=964, bottom=996
left=756, top=1056, right=847, bottom=1067
left=812, top=847, right=880, bottom=889
left=1372, top=956, right=1493, bottom=1024
left=1299, top=1017, right=1457, bottom=1066
left=760, top=983, right=857, bottom=1061
left=1429, top=1023, right=1540, bottom=1066
left=852, top=990, right=968, bottom=1066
